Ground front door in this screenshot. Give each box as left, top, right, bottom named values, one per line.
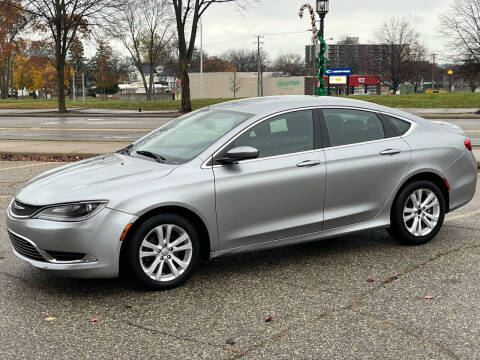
left=213, top=109, right=326, bottom=250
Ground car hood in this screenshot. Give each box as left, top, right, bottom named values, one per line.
left=15, top=153, right=176, bottom=206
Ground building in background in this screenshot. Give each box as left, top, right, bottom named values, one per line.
left=129, top=65, right=177, bottom=92
left=306, top=37, right=395, bottom=75
left=188, top=72, right=305, bottom=99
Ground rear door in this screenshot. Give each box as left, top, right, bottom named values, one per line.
left=212, top=109, right=327, bottom=250
left=320, top=108, right=411, bottom=230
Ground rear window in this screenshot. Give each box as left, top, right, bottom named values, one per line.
left=322, top=109, right=385, bottom=147
left=383, top=114, right=411, bottom=136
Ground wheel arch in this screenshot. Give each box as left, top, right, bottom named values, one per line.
left=392, top=171, right=450, bottom=215
left=119, top=205, right=212, bottom=274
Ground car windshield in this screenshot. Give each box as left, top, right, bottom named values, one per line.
left=130, top=109, right=253, bottom=164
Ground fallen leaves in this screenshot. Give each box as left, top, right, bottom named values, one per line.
left=264, top=315, right=274, bottom=323
left=0, top=153, right=91, bottom=163
left=44, top=316, right=56, bottom=322
left=226, top=338, right=236, bottom=345
left=0, top=255, right=4, bottom=260
left=367, top=278, right=374, bottom=283
left=424, top=295, right=434, bottom=300
left=90, top=317, right=99, bottom=323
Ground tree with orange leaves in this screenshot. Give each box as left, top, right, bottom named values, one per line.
left=0, top=0, right=30, bottom=98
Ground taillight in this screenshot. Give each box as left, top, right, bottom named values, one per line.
left=465, top=137, right=472, bottom=151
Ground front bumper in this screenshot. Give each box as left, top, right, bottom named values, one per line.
left=6, top=206, right=137, bottom=278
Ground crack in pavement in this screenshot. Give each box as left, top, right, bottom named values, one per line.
left=352, top=310, right=460, bottom=359
left=124, top=320, right=236, bottom=354
left=229, top=241, right=480, bottom=359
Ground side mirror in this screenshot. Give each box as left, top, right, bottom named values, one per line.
left=216, top=146, right=259, bottom=164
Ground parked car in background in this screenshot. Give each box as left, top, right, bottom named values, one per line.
left=7, top=96, right=477, bottom=289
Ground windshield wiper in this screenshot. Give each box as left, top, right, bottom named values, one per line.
left=135, top=150, right=167, bottom=163
left=117, top=144, right=133, bottom=156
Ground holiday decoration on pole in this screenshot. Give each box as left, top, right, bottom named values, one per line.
left=316, top=34, right=327, bottom=96
left=299, top=3, right=327, bottom=96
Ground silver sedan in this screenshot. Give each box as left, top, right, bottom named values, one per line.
left=6, top=96, right=477, bottom=289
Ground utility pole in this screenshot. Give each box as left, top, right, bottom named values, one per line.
left=200, top=18, right=203, bottom=99
left=432, top=53, right=437, bottom=90
left=254, top=35, right=264, bottom=97
left=73, top=68, right=76, bottom=103
left=82, top=72, right=85, bottom=103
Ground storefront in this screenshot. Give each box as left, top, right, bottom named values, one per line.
left=324, top=74, right=381, bottom=96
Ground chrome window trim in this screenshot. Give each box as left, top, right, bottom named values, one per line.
left=201, top=106, right=320, bottom=169
left=8, top=229, right=97, bottom=265
left=200, top=105, right=417, bottom=169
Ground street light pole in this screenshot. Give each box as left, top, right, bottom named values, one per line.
left=448, top=69, right=453, bottom=92
left=315, top=0, right=329, bottom=96
left=432, top=53, right=437, bottom=90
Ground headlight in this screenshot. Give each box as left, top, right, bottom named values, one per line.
left=34, top=201, right=108, bottom=222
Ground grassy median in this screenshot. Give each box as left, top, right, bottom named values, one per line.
left=0, top=97, right=236, bottom=111
left=0, top=92, right=480, bottom=110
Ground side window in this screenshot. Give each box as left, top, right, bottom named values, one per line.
left=383, top=114, right=412, bottom=136
left=322, top=109, right=385, bottom=147
left=231, top=110, right=314, bottom=158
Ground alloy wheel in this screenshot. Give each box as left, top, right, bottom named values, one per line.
left=139, top=224, right=193, bottom=281
left=403, top=188, right=440, bottom=237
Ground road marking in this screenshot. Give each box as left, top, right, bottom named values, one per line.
left=0, top=195, right=12, bottom=199
left=0, top=127, right=152, bottom=132
left=0, top=162, right=56, bottom=172
left=446, top=209, right=480, bottom=221
left=465, top=130, right=480, bottom=133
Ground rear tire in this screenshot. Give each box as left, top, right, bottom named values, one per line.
left=127, top=213, right=200, bottom=290
left=388, top=180, right=446, bottom=245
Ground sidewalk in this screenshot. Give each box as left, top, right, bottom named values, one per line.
left=0, top=140, right=478, bottom=169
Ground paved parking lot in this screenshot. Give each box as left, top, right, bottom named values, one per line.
left=0, top=161, right=479, bottom=359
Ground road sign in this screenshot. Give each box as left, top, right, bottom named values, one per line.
left=326, top=67, right=352, bottom=76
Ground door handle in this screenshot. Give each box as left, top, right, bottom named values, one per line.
left=296, top=160, right=321, bottom=167
left=380, top=149, right=401, bottom=156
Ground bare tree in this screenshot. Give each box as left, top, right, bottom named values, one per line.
left=407, top=42, right=430, bottom=93
left=21, top=0, right=125, bottom=112
left=222, top=48, right=267, bottom=72
left=441, top=0, right=480, bottom=63
left=272, top=53, right=304, bottom=76
left=114, top=0, right=174, bottom=100
left=229, top=71, right=241, bottom=98
left=374, top=18, right=418, bottom=94
left=172, top=0, right=259, bottom=113
left=457, top=59, right=480, bottom=91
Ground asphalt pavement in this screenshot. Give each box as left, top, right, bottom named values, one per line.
left=0, top=161, right=479, bottom=359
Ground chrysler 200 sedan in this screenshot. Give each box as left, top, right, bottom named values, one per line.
left=6, top=96, right=477, bottom=289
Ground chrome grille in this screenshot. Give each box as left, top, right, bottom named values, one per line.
left=8, top=232, right=46, bottom=262
left=10, top=200, right=42, bottom=217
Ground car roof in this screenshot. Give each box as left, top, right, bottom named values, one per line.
left=209, top=95, right=421, bottom=122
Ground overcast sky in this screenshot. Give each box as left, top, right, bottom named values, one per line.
left=198, top=0, right=453, bottom=62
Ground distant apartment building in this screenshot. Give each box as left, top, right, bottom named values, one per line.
left=306, top=37, right=396, bottom=75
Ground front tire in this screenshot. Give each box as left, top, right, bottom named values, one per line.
left=127, top=214, right=200, bottom=290
left=388, top=180, right=446, bottom=245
